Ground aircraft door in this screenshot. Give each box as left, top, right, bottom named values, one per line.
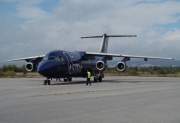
left=63, top=52, right=82, bottom=75
left=64, top=52, right=73, bottom=74
left=64, top=52, right=72, bottom=66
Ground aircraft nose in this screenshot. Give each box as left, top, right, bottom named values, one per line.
left=37, top=63, right=48, bottom=76
left=37, top=61, right=56, bottom=76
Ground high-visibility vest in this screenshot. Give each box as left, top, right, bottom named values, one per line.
left=87, top=72, right=91, bottom=78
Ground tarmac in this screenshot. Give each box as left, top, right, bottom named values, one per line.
left=0, top=76, right=180, bottom=123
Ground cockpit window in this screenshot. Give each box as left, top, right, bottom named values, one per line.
left=48, top=56, right=55, bottom=60
left=55, top=57, right=60, bottom=61
left=43, top=57, right=48, bottom=61
left=43, top=56, right=64, bottom=62
left=43, top=56, right=55, bottom=61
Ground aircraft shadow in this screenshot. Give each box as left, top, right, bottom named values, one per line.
left=105, top=79, right=167, bottom=83
left=50, top=79, right=147, bottom=85
left=51, top=80, right=103, bottom=85
left=26, top=78, right=168, bottom=85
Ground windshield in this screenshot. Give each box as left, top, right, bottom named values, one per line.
left=43, top=56, right=64, bottom=62
left=43, top=56, right=55, bottom=61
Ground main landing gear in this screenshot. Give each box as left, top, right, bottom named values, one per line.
left=93, top=72, right=103, bottom=82
left=94, top=76, right=102, bottom=82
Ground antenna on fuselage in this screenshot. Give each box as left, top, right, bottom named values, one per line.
left=81, top=34, right=137, bottom=53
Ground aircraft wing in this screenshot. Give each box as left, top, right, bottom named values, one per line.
left=85, top=52, right=174, bottom=60
left=7, top=55, right=45, bottom=62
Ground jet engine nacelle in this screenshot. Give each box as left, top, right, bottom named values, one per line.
left=96, top=61, right=105, bottom=71
left=116, top=62, right=126, bottom=72
left=25, top=62, right=37, bottom=72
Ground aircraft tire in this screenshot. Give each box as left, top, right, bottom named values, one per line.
left=64, top=78, right=67, bottom=82
left=44, top=80, right=47, bottom=85
left=94, top=77, right=97, bottom=82
left=98, top=76, right=102, bottom=82
left=67, top=78, right=72, bottom=81
left=47, top=80, right=51, bottom=85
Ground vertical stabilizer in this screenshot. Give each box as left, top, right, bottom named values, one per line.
left=81, top=34, right=136, bottom=53
left=99, top=34, right=109, bottom=53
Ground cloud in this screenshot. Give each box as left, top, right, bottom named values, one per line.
left=0, top=0, right=180, bottom=62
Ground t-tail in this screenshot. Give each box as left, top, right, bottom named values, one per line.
left=81, top=34, right=137, bottom=53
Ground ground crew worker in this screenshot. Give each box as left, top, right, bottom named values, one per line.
left=86, top=70, right=91, bottom=85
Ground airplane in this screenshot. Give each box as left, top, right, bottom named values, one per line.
left=7, top=34, right=174, bottom=85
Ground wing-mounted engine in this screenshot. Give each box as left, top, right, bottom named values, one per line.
left=116, top=62, right=126, bottom=72
left=25, top=58, right=42, bottom=72
left=96, top=61, right=105, bottom=71
left=25, top=62, right=37, bottom=72
left=7, top=55, right=44, bottom=72
left=116, top=57, right=130, bottom=72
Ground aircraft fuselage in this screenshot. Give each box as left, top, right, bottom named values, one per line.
left=37, top=50, right=104, bottom=79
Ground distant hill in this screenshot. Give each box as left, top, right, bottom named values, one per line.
left=107, top=59, right=180, bottom=67
left=0, top=61, right=25, bottom=67
left=1, top=59, right=179, bottom=68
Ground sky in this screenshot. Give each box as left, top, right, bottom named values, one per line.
left=0, top=0, right=180, bottom=63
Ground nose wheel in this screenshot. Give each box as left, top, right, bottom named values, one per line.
left=44, top=79, right=51, bottom=85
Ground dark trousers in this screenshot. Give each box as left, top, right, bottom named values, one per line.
left=86, top=78, right=91, bottom=85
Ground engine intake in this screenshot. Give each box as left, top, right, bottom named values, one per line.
left=96, top=61, right=105, bottom=71
left=116, top=62, right=126, bottom=72
left=25, top=62, right=37, bottom=72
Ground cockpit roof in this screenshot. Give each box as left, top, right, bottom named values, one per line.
left=45, top=50, right=65, bottom=57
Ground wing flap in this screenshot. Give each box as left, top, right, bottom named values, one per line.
left=120, top=54, right=174, bottom=60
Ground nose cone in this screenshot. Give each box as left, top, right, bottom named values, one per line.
left=37, top=61, right=57, bottom=77
left=37, top=61, right=49, bottom=76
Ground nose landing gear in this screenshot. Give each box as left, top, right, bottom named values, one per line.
left=44, top=79, right=51, bottom=85
left=43, top=77, right=72, bottom=85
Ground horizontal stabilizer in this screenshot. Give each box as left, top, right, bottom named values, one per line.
left=81, top=34, right=137, bottom=39
left=81, top=33, right=137, bottom=53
